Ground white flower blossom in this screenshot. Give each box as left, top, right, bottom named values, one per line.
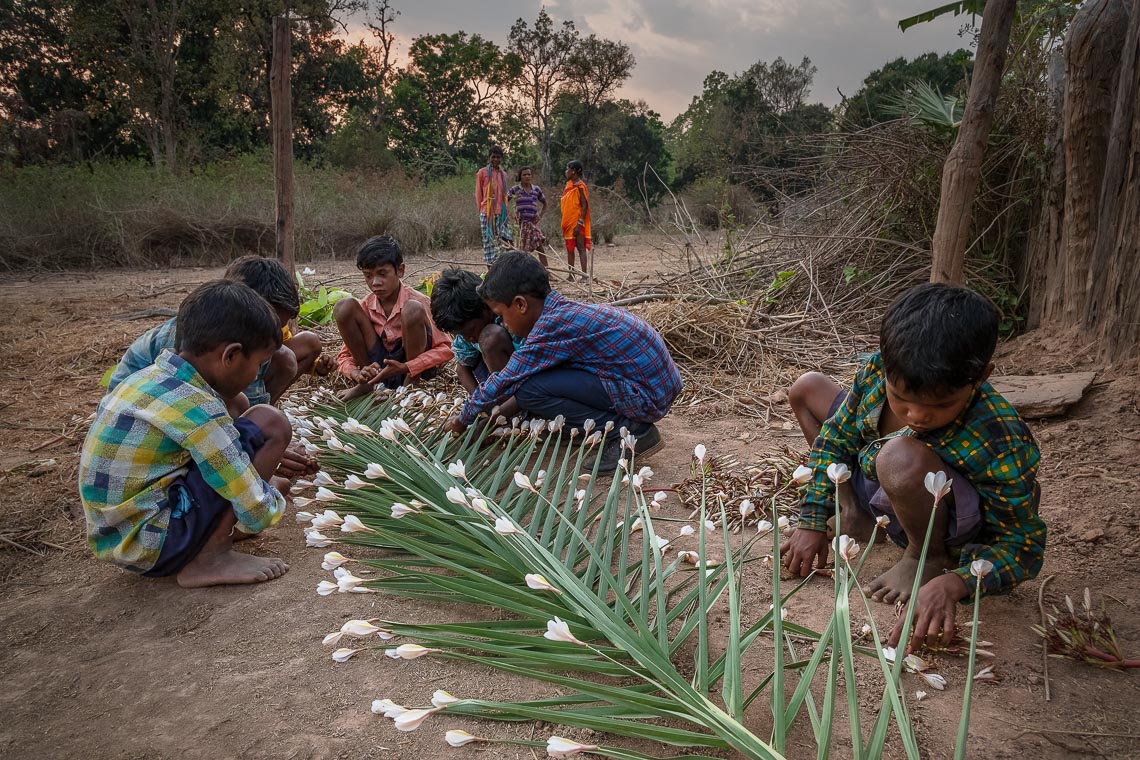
left=394, top=707, right=439, bottom=732
left=495, top=517, right=522, bottom=535
left=331, top=647, right=360, bottom=663
left=344, top=475, right=371, bottom=490
left=391, top=503, right=417, bottom=519
left=791, top=464, right=813, bottom=485
left=321, top=551, right=350, bottom=570
left=694, top=444, right=707, bottom=463
left=826, top=463, right=851, bottom=484
left=543, top=617, right=586, bottom=645
left=315, top=486, right=341, bottom=502
left=430, top=690, right=460, bottom=708
left=525, top=574, right=561, bottom=593
left=371, top=698, right=406, bottom=717
left=547, top=736, right=600, bottom=757
left=447, top=460, right=467, bottom=479
left=924, top=471, right=953, bottom=503
left=340, top=514, right=374, bottom=533
left=445, top=730, right=479, bottom=747
left=364, top=463, right=389, bottom=479
left=445, top=486, right=469, bottom=506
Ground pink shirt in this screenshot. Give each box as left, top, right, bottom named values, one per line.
left=336, top=285, right=453, bottom=377
left=475, top=166, right=508, bottom=216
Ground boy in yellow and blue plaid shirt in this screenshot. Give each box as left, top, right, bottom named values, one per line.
left=783, top=283, right=1044, bottom=653
left=80, top=280, right=313, bottom=587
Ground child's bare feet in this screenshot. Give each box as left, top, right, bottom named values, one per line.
left=337, top=383, right=374, bottom=401
left=176, top=550, right=289, bottom=588
left=864, top=553, right=954, bottom=604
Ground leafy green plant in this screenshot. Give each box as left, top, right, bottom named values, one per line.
left=296, top=272, right=352, bottom=327
left=288, top=388, right=983, bottom=758
left=764, top=270, right=796, bottom=304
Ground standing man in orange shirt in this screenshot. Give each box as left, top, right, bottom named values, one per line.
left=560, top=159, right=591, bottom=280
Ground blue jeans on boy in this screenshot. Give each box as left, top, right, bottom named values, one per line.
left=514, top=368, right=651, bottom=435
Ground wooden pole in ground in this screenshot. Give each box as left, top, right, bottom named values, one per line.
left=928, top=0, right=1016, bottom=284
left=271, top=15, right=295, bottom=275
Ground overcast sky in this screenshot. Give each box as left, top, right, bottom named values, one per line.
left=342, top=1, right=972, bottom=120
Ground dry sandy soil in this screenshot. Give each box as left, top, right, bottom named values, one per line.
left=1, top=238, right=1139, bottom=759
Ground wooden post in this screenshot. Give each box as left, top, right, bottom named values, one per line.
left=270, top=15, right=295, bottom=274
left=928, top=0, right=1016, bottom=284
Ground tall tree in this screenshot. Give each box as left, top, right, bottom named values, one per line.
left=840, top=50, right=974, bottom=128
left=928, top=0, right=1018, bottom=284
left=508, top=8, right=578, bottom=181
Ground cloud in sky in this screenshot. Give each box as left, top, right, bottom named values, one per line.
left=342, top=0, right=970, bottom=119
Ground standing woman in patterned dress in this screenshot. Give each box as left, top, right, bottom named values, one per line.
left=508, top=166, right=549, bottom=269
left=475, top=145, right=510, bottom=267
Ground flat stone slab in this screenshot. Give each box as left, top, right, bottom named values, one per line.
left=991, top=371, right=1097, bottom=419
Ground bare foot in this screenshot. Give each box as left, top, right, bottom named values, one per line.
left=826, top=485, right=875, bottom=542
left=176, top=550, right=289, bottom=588
left=337, top=383, right=374, bottom=401
left=864, top=554, right=953, bottom=604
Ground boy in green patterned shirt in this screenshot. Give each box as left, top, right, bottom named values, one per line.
left=784, top=283, right=1044, bottom=652
left=80, top=280, right=314, bottom=587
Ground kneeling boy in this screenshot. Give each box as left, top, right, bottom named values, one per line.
left=445, top=251, right=682, bottom=471
left=430, top=268, right=522, bottom=410
left=80, top=280, right=311, bottom=587
left=783, top=283, right=1045, bottom=651
left=334, top=235, right=454, bottom=400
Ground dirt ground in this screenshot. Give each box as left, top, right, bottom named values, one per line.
left=2, top=238, right=1139, bottom=759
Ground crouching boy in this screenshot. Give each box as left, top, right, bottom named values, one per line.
left=783, top=283, right=1045, bottom=651
left=80, top=280, right=311, bottom=587
left=445, top=251, right=682, bottom=472
left=334, top=235, right=454, bottom=399
left=430, top=267, right=523, bottom=413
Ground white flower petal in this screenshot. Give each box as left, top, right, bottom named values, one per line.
left=547, top=736, right=599, bottom=757
left=543, top=617, right=586, bottom=645
left=525, top=573, right=561, bottom=593
left=694, top=444, right=707, bottom=462
left=791, top=464, right=813, bottom=485
left=341, top=514, right=374, bottom=533
left=331, top=647, right=360, bottom=663
left=445, top=729, right=479, bottom=747
left=430, top=690, right=460, bottom=708
left=826, top=463, right=851, bottom=484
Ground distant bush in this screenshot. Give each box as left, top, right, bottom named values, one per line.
left=0, top=157, right=637, bottom=270
left=676, top=177, right=762, bottom=229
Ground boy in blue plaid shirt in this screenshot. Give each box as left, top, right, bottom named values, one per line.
left=80, top=280, right=315, bottom=587
left=445, top=252, right=682, bottom=472
left=784, top=283, right=1044, bottom=652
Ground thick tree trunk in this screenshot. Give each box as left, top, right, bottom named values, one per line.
left=1024, top=51, right=1066, bottom=329
left=929, top=0, right=1017, bottom=284
left=1049, top=0, right=1129, bottom=325
left=1084, top=0, right=1140, bottom=361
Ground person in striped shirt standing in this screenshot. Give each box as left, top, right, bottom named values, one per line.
left=508, top=166, right=549, bottom=268
left=79, top=280, right=314, bottom=587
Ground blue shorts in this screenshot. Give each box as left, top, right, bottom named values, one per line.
left=368, top=325, right=440, bottom=389
left=826, top=392, right=982, bottom=549
left=143, top=417, right=266, bottom=577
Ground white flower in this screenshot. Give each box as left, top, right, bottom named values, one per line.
left=679, top=550, right=699, bottom=564
left=653, top=535, right=670, bottom=552
left=495, top=517, right=522, bottom=535
left=915, top=690, right=928, bottom=701
left=826, top=463, right=851, bottom=484
left=341, top=619, right=382, bottom=637
left=391, top=503, right=417, bottom=519
left=445, top=729, right=480, bottom=747
left=335, top=568, right=366, bottom=592
left=860, top=623, right=872, bottom=636
left=547, top=736, right=600, bottom=757
left=316, top=580, right=338, bottom=596
left=704, top=519, right=717, bottom=532
left=903, top=654, right=929, bottom=672
left=876, top=515, right=890, bottom=529
left=341, top=514, right=374, bottom=533
left=924, top=470, right=952, bottom=504
left=327, top=437, right=355, bottom=453
left=970, top=559, right=994, bottom=578
left=543, top=617, right=586, bottom=645
left=631, top=473, right=644, bottom=488
left=310, top=511, right=342, bottom=531
left=526, top=573, right=561, bottom=593
left=637, top=466, right=654, bottom=481
left=445, top=486, right=469, bottom=506
left=331, top=647, right=360, bottom=663
left=791, top=464, right=813, bottom=485
left=755, top=519, right=774, bottom=535
left=378, top=425, right=397, bottom=442
left=974, top=665, right=996, bottom=681
left=364, top=463, right=389, bottom=479
left=882, top=646, right=897, bottom=662
left=574, top=489, right=587, bottom=502
left=694, top=444, right=707, bottom=462
left=394, top=707, right=439, bottom=732
left=468, top=497, right=493, bottom=516
left=777, top=516, right=791, bottom=533
left=430, top=690, right=460, bottom=707
left=653, top=491, right=667, bottom=504
left=293, top=498, right=314, bottom=509
left=739, top=500, right=756, bottom=519
left=314, top=471, right=337, bottom=486
left=832, top=535, right=861, bottom=562
left=447, top=460, right=467, bottom=479
left=315, top=486, right=341, bottom=502
left=306, top=530, right=335, bottom=548
left=919, top=672, right=947, bottom=690
left=679, top=525, right=695, bottom=537
left=513, top=471, right=536, bottom=491
left=321, top=551, right=350, bottom=570
left=627, top=517, right=643, bottom=532
left=341, top=417, right=374, bottom=435
left=344, top=475, right=371, bottom=490
left=371, top=698, right=406, bottom=717
left=391, top=643, right=439, bottom=660
left=582, top=419, right=596, bottom=434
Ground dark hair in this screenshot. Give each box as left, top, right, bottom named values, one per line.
left=223, top=255, right=300, bottom=318
left=516, top=166, right=534, bottom=182
left=478, top=251, right=551, bottom=303
left=489, top=145, right=504, bottom=157
left=356, top=235, right=403, bottom=270
left=431, top=268, right=487, bottom=332
left=880, top=283, right=999, bottom=394
left=566, top=159, right=584, bottom=176
left=175, top=280, right=283, bottom=356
